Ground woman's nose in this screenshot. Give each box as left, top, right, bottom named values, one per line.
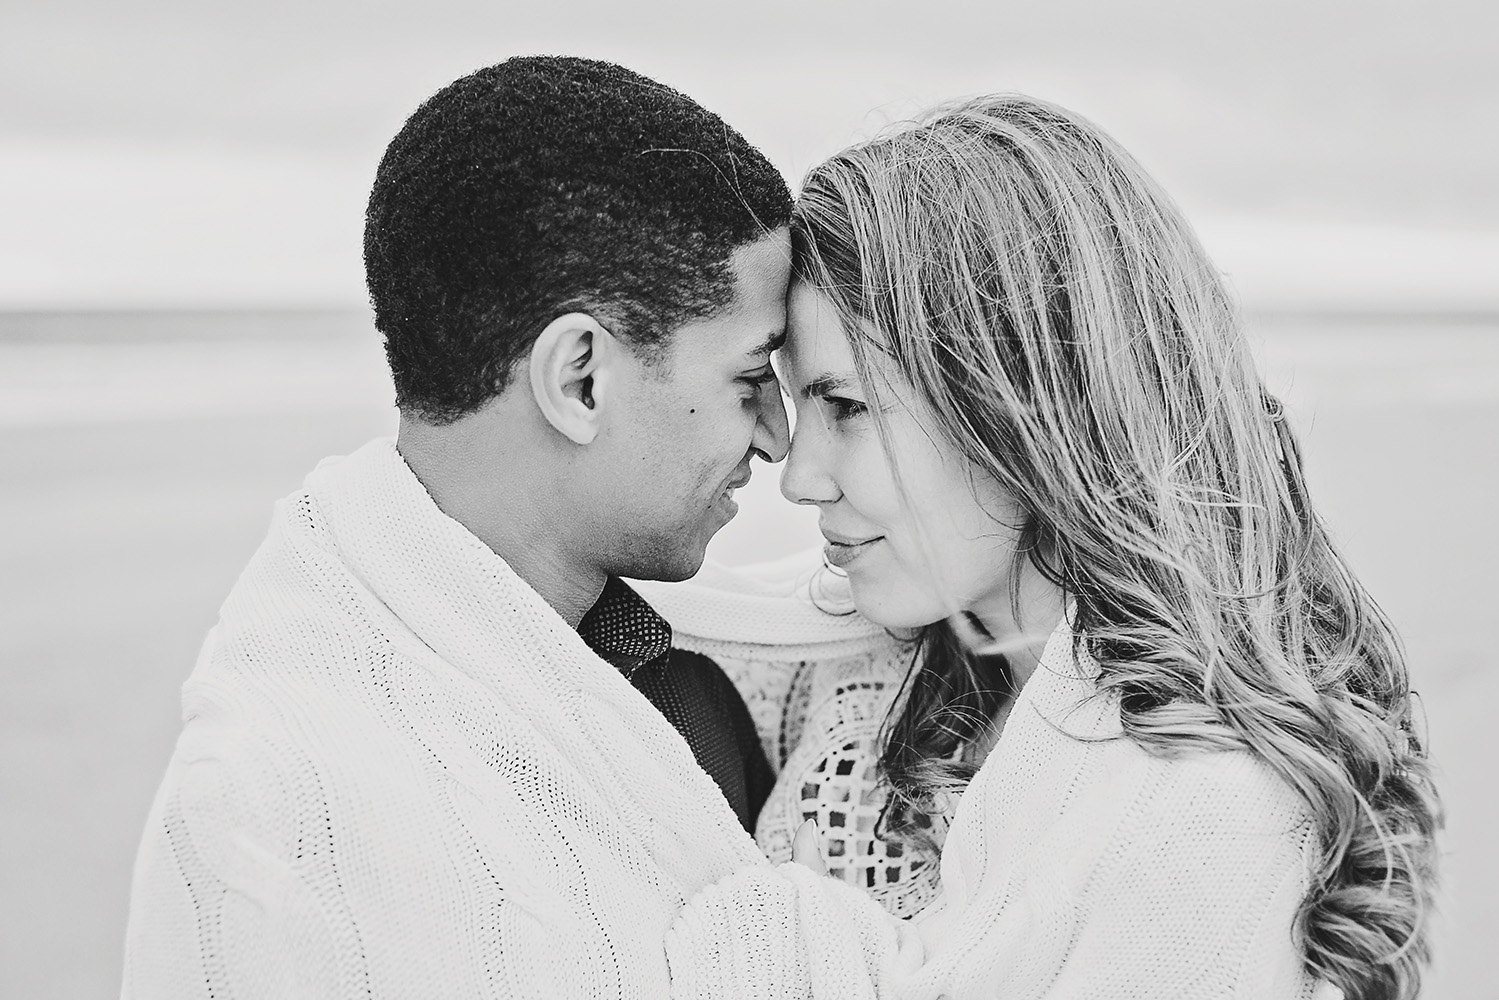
left=780, top=417, right=840, bottom=506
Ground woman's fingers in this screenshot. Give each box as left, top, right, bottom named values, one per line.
left=792, top=818, right=827, bottom=875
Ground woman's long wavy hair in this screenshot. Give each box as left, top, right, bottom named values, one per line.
left=791, top=95, right=1441, bottom=1000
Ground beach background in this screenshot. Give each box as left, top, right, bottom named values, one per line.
left=2, top=1, right=1496, bottom=997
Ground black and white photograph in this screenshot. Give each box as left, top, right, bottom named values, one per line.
left=3, top=1, right=1495, bottom=997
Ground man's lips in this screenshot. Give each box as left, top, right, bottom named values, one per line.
left=714, top=468, right=752, bottom=516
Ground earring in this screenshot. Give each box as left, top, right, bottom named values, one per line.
left=809, top=555, right=857, bottom=616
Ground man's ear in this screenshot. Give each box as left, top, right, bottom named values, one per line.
left=528, top=313, right=617, bottom=445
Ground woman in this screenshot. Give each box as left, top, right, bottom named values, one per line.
left=661, top=95, right=1441, bottom=999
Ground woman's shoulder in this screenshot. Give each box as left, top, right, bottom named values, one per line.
left=1144, top=742, right=1314, bottom=837
left=1029, top=708, right=1315, bottom=847
left=958, top=632, right=1316, bottom=894
left=1025, top=731, right=1318, bottom=894
left=1001, top=624, right=1313, bottom=838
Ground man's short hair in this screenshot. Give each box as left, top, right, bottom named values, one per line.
left=364, top=55, right=793, bottom=424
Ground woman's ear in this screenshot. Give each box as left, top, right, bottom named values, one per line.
left=528, top=313, right=616, bottom=445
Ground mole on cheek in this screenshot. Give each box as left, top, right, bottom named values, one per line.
left=689, top=408, right=696, bottom=414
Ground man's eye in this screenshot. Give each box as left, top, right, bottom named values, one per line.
left=738, top=368, right=778, bottom=389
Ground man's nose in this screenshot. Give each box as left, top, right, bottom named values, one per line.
left=751, top=384, right=790, bottom=463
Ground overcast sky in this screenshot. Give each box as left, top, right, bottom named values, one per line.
left=2, top=0, right=1495, bottom=310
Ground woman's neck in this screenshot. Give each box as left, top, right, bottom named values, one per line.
left=970, top=563, right=1067, bottom=694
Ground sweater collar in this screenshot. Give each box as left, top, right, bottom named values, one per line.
left=1016, top=612, right=1122, bottom=741
left=579, top=576, right=673, bottom=677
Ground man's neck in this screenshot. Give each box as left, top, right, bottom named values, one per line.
left=396, top=412, right=605, bottom=629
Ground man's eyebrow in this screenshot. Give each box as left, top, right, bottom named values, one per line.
left=748, top=329, right=786, bottom=358
left=800, top=372, right=860, bottom=400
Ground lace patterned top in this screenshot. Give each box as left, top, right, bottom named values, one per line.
left=634, top=552, right=955, bottom=919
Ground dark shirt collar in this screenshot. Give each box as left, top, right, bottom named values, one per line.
left=577, top=576, right=673, bottom=677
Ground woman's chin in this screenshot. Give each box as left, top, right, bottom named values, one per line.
left=846, top=577, right=946, bottom=632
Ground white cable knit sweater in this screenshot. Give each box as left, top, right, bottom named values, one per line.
left=643, top=560, right=1339, bottom=1000
left=121, top=438, right=782, bottom=998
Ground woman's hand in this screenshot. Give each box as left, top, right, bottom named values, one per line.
left=791, top=819, right=827, bottom=875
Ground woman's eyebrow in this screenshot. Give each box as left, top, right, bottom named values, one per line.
left=800, top=372, right=860, bottom=400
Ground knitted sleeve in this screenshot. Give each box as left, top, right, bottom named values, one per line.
left=666, top=862, right=915, bottom=1000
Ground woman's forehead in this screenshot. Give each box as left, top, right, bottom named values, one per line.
left=786, top=283, right=894, bottom=374
left=785, top=285, right=849, bottom=364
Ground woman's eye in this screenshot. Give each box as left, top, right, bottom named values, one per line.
left=824, top=395, right=868, bottom=421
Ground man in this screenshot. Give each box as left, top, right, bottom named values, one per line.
left=122, top=56, right=792, bottom=998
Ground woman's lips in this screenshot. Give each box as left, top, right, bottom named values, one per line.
left=823, top=536, right=883, bottom=568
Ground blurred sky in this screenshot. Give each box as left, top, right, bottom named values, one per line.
left=2, top=0, right=1496, bottom=311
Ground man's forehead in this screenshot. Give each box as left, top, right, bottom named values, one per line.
left=727, top=227, right=792, bottom=279
left=660, top=308, right=784, bottom=368
left=701, top=323, right=783, bottom=369
left=722, top=230, right=791, bottom=328
left=659, top=228, right=789, bottom=364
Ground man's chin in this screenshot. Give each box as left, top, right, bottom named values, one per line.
left=617, top=539, right=711, bottom=584
left=638, top=562, right=703, bottom=584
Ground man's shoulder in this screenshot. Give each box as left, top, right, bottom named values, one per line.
left=177, top=573, right=441, bottom=805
